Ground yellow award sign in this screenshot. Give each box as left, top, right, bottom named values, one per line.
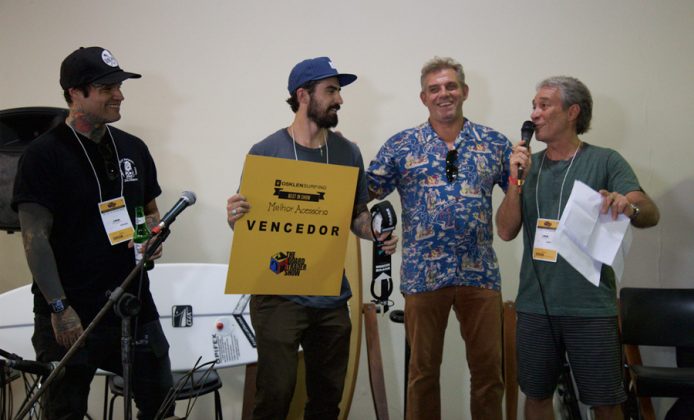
left=226, top=155, right=359, bottom=295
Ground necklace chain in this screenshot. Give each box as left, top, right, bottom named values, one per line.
left=69, top=125, right=123, bottom=202
left=289, top=126, right=329, bottom=164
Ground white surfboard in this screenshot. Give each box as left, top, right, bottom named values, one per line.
left=1, top=246, right=362, bottom=419
left=0, top=263, right=257, bottom=372
left=0, top=284, right=34, bottom=361
left=149, top=263, right=257, bottom=371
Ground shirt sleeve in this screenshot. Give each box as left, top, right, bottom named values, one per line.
left=11, top=144, right=59, bottom=213
left=497, top=134, right=513, bottom=193
left=140, top=143, right=162, bottom=205
left=606, top=149, right=641, bottom=195
left=353, top=149, right=370, bottom=207
left=366, top=135, right=401, bottom=199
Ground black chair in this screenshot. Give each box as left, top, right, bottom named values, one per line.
left=106, top=368, right=223, bottom=420
left=619, top=287, right=694, bottom=420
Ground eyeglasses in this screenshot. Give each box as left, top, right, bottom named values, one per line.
left=446, top=150, right=458, bottom=183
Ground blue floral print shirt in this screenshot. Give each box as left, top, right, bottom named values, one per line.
left=367, top=120, right=512, bottom=294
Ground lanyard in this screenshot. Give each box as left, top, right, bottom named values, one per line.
left=535, top=142, right=581, bottom=220
left=69, top=125, right=123, bottom=202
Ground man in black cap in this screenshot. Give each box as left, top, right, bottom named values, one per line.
left=12, top=46, right=174, bottom=419
left=226, top=56, right=397, bottom=420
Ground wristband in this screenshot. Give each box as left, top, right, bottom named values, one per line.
left=509, top=176, right=522, bottom=187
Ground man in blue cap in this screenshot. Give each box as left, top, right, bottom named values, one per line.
left=226, top=57, right=397, bottom=419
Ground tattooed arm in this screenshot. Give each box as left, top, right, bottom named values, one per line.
left=18, top=203, right=84, bottom=348
left=144, top=198, right=161, bottom=228
left=144, top=199, right=163, bottom=259
left=350, top=203, right=373, bottom=241
left=350, top=203, right=398, bottom=255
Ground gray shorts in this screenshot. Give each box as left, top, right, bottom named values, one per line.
left=516, top=312, right=627, bottom=406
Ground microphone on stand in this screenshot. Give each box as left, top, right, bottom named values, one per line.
left=518, top=120, right=536, bottom=185
left=151, top=191, right=197, bottom=234
left=2, top=359, right=61, bottom=377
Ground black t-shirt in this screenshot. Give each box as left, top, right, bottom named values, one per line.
left=12, top=123, right=162, bottom=325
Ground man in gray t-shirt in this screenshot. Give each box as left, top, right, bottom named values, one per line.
left=226, top=57, right=397, bottom=420
left=497, top=76, right=659, bottom=420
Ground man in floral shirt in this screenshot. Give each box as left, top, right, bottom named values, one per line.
left=367, top=56, right=511, bottom=420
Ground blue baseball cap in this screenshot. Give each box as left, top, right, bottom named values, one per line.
left=287, top=57, right=357, bottom=94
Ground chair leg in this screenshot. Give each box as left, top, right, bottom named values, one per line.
left=623, top=344, right=657, bottom=420
left=214, top=389, right=223, bottom=420
left=503, top=301, right=518, bottom=420
left=103, top=376, right=110, bottom=420
left=108, top=392, right=119, bottom=420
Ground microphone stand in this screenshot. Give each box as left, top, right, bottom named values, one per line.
left=0, top=348, right=21, bottom=388
left=14, top=227, right=171, bottom=420
left=0, top=348, right=22, bottom=362
left=114, top=293, right=141, bottom=420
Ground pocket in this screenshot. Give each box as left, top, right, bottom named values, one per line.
left=31, top=315, right=67, bottom=362
left=138, top=320, right=170, bottom=358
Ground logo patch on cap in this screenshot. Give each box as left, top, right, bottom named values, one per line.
left=328, top=60, right=337, bottom=70
left=101, top=49, right=119, bottom=68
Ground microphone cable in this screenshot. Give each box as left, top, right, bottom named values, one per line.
left=520, top=163, right=582, bottom=420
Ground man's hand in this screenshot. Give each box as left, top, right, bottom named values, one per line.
left=227, top=194, right=251, bottom=229
left=127, top=236, right=163, bottom=260
left=598, top=189, right=634, bottom=220
left=51, top=307, right=84, bottom=348
left=376, top=232, right=399, bottom=255
left=510, top=140, right=532, bottom=180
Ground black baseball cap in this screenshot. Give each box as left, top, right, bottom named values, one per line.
left=60, top=46, right=141, bottom=90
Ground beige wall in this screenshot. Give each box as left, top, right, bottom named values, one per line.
left=1, top=0, right=692, bottom=418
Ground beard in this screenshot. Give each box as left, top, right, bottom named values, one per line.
left=308, top=97, right=339, bottom=128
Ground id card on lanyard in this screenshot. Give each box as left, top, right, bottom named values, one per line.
left=532, top=143, right=582, bottom=264
left=533, top=218, right=559, bottom=262
left=99, top=197, right=134, bottom=245
left=70, top=126, right=134, bottom=246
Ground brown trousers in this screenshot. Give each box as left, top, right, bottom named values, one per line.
left=404, top=286, right=504, bottom=420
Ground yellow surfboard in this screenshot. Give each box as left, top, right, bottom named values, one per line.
left=286, top=233, right=362, bottom=419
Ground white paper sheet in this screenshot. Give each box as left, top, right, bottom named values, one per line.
left=555, top=180, right=633, bottom=286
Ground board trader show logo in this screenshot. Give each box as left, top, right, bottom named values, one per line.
left=270, top=251, right=307, bottom=276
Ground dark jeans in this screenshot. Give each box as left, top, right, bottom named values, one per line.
left=32, top=315, right=174, bottom=420
left=250, top=295, right=351, bottom=420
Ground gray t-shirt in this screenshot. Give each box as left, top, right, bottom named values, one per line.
left=247, top=128, right=369, bottom=308
left=517, top=143, right=641, bottom=317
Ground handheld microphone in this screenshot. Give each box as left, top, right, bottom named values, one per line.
left=3, top=359, right=60, bottom=377
left=151, top=191, right=197, bottom=234
left=518, top=120, right=536, bottom=183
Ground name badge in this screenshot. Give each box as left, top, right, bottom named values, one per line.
left=533, top=218, right=559, bottom=262
left=98, top=196, right=134, bottom=245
